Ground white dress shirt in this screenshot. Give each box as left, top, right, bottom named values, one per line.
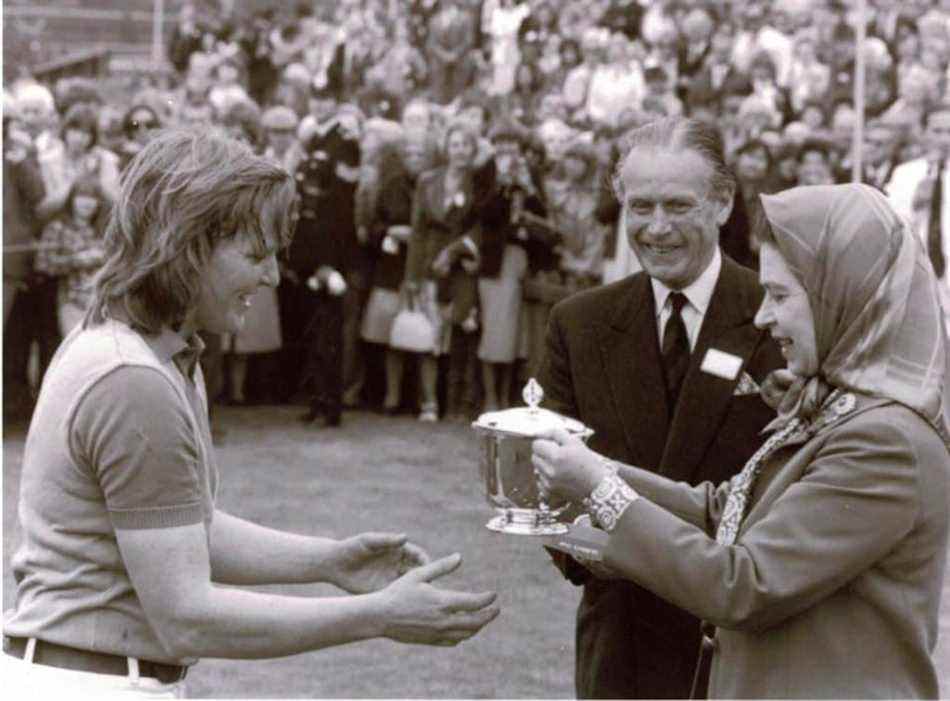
left=885, top=157, right=950, bottom=333
left=651, top=247, right=722, bottom=352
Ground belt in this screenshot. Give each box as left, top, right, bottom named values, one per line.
left=4, top=636, right=188, bottom=684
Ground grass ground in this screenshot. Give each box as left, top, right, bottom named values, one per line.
left=4, top=405, right=950, bottom=698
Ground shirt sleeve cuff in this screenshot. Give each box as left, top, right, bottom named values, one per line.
left=109, top=502, right=205, bottom=530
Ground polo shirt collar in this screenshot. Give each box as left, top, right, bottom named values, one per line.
left=651, top=246, right=722, bottom=318
left=144, top=326, right=205, bottom=379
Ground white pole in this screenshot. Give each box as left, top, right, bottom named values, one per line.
left=152, top=0, right=165, bottom=72
left=852, top=0, right=867, bottom=183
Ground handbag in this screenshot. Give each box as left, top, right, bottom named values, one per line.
left=389, top=288, right=437, bottom=353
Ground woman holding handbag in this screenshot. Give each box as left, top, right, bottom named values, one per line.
left=404, top=122, right=482, bottom=422
left=362, top=137, right=437, bottom=413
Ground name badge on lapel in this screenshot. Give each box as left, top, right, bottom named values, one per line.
left=700, top=348, right=743, bottom=381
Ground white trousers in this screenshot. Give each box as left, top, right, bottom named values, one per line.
left=2, top=638, right=185, bottom=699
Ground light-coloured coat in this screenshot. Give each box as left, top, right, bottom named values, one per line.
left=607, top=394, right=950, bottom=699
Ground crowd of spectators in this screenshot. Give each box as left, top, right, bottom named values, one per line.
left=5, top=0, right=950, bottom=428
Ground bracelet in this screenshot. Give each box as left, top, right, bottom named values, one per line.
left=583, top=461, right=639, bottom=533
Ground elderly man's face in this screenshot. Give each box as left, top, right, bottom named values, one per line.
left=620, top=146, right=732, bottom=290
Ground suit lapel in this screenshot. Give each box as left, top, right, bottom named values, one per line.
left=660, top=257, right=763, bottom=482
left=599, top=274, right=670, bottom=470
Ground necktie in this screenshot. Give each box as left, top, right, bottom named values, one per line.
left=928, top=161, right=946, bottom=279
left=662, top=292, right=690, bottom=413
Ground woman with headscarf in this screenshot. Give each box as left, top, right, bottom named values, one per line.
left=532, top=183, right=950, bottom=698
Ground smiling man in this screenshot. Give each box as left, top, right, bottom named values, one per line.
left=2, top=126, right=499, bottom=699
left=537, top=116, right=783, bottom=699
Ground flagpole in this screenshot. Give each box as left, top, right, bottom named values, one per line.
left=152, top=0, right=165, bottom=72
left=852, top=0, right=867, bottom=182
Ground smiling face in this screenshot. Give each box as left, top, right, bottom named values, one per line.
left=190, top=226, right=281, bottom=334
left=620, top=146, right=732, bottom=290
left=755, top=242, right=818, bottom=376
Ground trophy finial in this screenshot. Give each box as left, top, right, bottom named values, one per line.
left=523, top=378, right=544, bottom=411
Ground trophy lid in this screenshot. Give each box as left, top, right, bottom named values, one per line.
left=472, top=378, right=594, bottom=439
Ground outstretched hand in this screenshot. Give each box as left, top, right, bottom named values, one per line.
left=379, top=553, right=500, bottom=647
left=333, top=532, right=430, bottom=594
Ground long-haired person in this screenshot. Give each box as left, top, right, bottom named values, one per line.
left=34, top=176, right=108, bottom=336
left=405, top=121, right=483, bottom=421
left=2, top=126, right=499, bottom=699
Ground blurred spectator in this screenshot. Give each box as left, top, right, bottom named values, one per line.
left=208, top=56, right=251, bottom=118
left=485, top=0, right=531, bottom=97
left=563, top=27, right=607, bottom=122
left=886, top=107, right=950, bottom=332
left=797, top=137, right=837, bottom=185
left=118, top=104, right=162, bottom=171
left=587, top=33, right=645, bottom=129
left=476, top=121, right=548, bottom=414
left=787, top=32, right=831, bottom=117
left=218, top=101, right=284, bottom=406
left=427, top=1, right=478, bottom=104
left=405, top=122, right=482, bottom=422
left=731, top=1, right=793, bottom=87
left=362, top=136, right=435, bottom=414
left=3, top=108, right=47, bottom=423
left=677, top=6, right=716, bottom=94
left=854, top=119, right=903, bottom=189
left=37, top=103, right=120, bottom=221
left=34, top=177, right=107, bottom=336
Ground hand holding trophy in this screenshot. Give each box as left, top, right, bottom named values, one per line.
left=471, top=379, right=593, bottom=535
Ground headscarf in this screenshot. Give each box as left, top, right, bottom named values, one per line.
left=759, top=183, right=950, bottom=448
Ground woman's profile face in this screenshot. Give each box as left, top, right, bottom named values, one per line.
left=754, top=243, right=819, bottom=376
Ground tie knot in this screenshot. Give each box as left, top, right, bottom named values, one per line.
left=669, top=292, right=688, bottom=315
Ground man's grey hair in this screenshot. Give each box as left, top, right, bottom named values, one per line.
left=612, top=116, right=737, bottom=204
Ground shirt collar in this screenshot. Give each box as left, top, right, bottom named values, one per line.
left=651, top=246, right=722, bottom=319
left=144, top=326, right=205, bottom=379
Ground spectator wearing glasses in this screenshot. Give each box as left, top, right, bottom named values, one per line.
left=118, top=105, right=161, bottom=172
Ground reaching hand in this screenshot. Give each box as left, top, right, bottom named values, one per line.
left=379, top=553, right=500, bottom=646
left=333, top=532, right=430, bottom=594
left=532, top=427, right=611, bottom=504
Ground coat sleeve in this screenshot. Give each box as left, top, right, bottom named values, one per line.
left=405, top=175, right=430, bottom=284
left=603, top=412, right=923, bottom=633
left=537, top=301, right=579, bottom=419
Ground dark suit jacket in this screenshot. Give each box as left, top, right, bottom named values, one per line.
left=537, top=255, right=783, bottom=699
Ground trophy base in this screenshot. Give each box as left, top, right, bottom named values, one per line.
left=486, top=511, right=569, bottom=536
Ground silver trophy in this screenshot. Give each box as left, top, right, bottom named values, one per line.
left=472, top=379, right=594, bottom=535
